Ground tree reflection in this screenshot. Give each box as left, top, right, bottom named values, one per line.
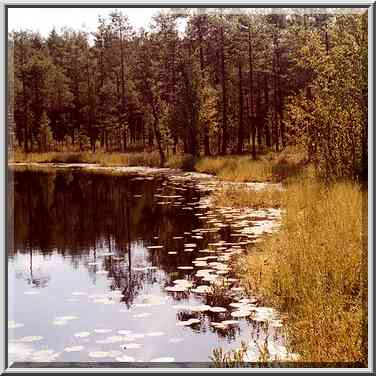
left=12, top=169, right=202, bottom=306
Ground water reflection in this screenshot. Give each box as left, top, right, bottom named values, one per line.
left=12, top=170, right=203, bottom=302
left=9, top=168, right=286, bottom=363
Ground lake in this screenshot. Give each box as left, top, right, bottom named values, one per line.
left=8, top=167, right=285, bottom=366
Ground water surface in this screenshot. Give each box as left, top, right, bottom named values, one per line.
left=8, top=168, right=284, bottom=364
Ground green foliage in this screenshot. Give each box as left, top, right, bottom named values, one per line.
left=10, top=11, right=367, bottom=181
left=285, top=14, right=367, bottom=181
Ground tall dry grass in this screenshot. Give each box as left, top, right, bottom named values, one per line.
left=195, top=148, right=307, bottom=183
left=214, top=185, right=283, bottom=208
left=195, top=156, right=273, bottom=182
left=237, top=180, right=367, bottom=364
left=9, top=151, right=162, bottom=167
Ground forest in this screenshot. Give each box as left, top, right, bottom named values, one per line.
left=7, top=8, right=369, bottom=366
left=9, top=9, right=367, bottom=181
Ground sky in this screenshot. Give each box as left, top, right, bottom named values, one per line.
left=8, top=8, right=170, bottom=36
left=8, top=6, right=366, bottom=37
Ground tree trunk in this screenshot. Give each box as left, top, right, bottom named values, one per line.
left=199, top=23, right=210, bottom=156
left=123, top=127, right=127, bottom=152
left=237, top=61, right=244, bottom=154
left=220, top=19, right=228, bottom=155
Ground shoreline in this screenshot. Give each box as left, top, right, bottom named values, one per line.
left=8, top=157, right=367, bottom=365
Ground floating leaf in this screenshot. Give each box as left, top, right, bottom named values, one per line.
left=191, top=285, right=211, bottom=294
left=74, top=332, right=91, bottom=338
left=209, top=307, right=227, bottom=313
left=146, top=331, right=165, bottom=337
left=122, top=343, right=142, bottom=349
left=230, top=310, right=253, bottom=318
left=169, top=338, right=184, bottom=343
left=133, top=313, right=151, bottom=318
left=221, top=320, right=239, bottom=325
left=165, top=285, right=188, bottom=292
left=96, top=336, right=124, bottom=344
left=8, top=321, right=24, bottom=329
left=117, top=330, right=132, bottom=335
left=151, top=357, right=175, bottom=362
left=16, top=336, right=43, bottom=342
left=55, top=315, right=77, bottom=321
left=89, top=351, right=111, bottom=358
left=72, top=292, right=87, bottom=296
left=94, top=329, right=113, bottom=334
left=116, top=355, right=135, bottom=362
left=177, top=318, right=200, bottom=326
left=64, top=346, right=84, bottom=352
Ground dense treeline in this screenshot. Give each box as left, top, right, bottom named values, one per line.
left=9, top=9, right=367, bottom=179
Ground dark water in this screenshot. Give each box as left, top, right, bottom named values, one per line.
left=8, top=168, right=285, bottom=364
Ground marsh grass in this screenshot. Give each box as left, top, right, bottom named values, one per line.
left=10, top=151, right=164, bottom=168
left=9, top=151, right=201, bottom=170
left=236, top=180, right=367, bottom=364
left=165, top=153, right=196, bottom=171
left=195, top=147, right=308, bottom=183
left=195, top=156, right=273, bottom=182
left=211, top=342, right=249, bottom=368
left=213, top=186, right=284, bottom=208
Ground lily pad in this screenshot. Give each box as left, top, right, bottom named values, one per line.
left=177, top=318, right=200, bottom=326
left=230, top=310, right=253, bottom=318
left=95, top=335, right=123, bottom=344
left=117, top=330, right=132, bottom=335
left=133, top=312, right=151, bottom=319
left=16, top=336, right=43, bottom=342
left=169, top=338, right=184, bottom=343
left=89, top=351, right=111, bottom=358
left=151, top=357, right=175, bottom=362
left=74, top=331, right=91, bottom=338
left=177, top=266, right=194, bottom=271
left=122, top=343, right=142, bottom=349
left=146, top=331, right=165, bottom=337
left=8, top=321, right=24, bottom=329
left=191, top=285, right=211, bottom=294
left=94, top=329, right=113, bottom=334
left=116, top=355, right=135, bottom=362
left=64, top=345, right=84, bottom=352
left=209, top=307, right=227, bottom=313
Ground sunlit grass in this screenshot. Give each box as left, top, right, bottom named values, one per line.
left=236, top=180, right=366, bottom=364
left=195, top=156, right=273, bottom=182
left=213, top=185, right=284, bottom=208
left=10, top=151, right=162, bottom=168
left=195, top=147, right=307, bottom=183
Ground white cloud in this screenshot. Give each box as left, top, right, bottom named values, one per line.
left=8, top=7, right=164, bottom=36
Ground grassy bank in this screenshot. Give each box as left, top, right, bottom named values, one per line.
left=218, top=178, right=366, bottom=364
left=9, top=151, right=197, bottom=170
left=9, top=151, right=161, bottom=167
left=204, top=151, right=366, bottom=364
left=195, top=147, right=307, bottom=183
